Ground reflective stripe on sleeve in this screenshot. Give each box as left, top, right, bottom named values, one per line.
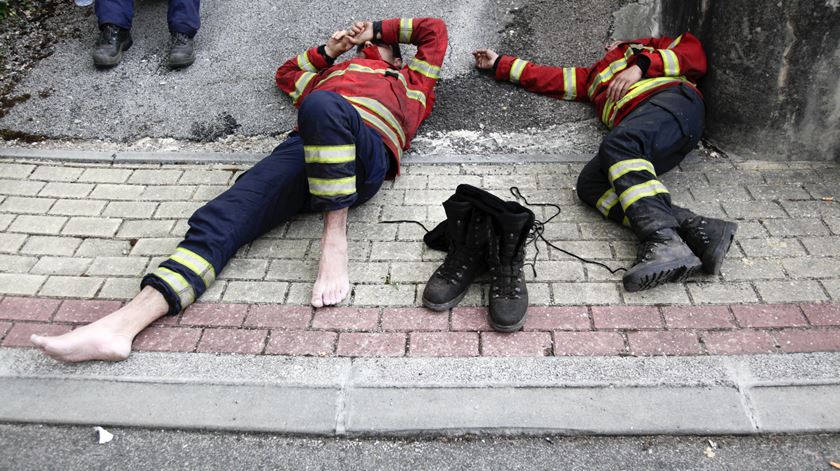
left=399, top=18, right=413, bottom=43
left=668, top=34, right=684, bottom=49
left=290, top=72, right=317, bottom=104
left=658, top=49, right=680, bottom=76
left=408, top=57, right=441, bottom=80
left=153, top=267, right=195, bottom=308
left=587, top=57, right=628, bottom=98
left=562, top=68, right=577, bottom=100
left=595, top=188, right=620, bottom=217
left=169, top=247, right=216, bottom=289
left=297, top=52, right=317, bottom=73
left=607, top=158, right=657, bottom=185
left=509, top=58, right=529, bottom=84
left=316, top=64, right=427, bottom=108
left=618, top=180, right=670, bottom=211
left=304, top=144, right=356, bottom=164
left=308, top=176, right=357, bottom=197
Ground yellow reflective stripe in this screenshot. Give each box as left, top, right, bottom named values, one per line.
left=618, top=180, right=670, bottom=211
left=595, top=188, right=619, bottom=217
left=605, top=76, right=692, bottom=127
left=316, top=64, right=427, bottom=108
left=659, top=49, right=680, bottom=76
left=290, top=72, right=317, bottom=104
left=304, top=144, right=356, bottom=164
left=668, top=34, right=684, bottom=49
left=155, top=267, right=195, bottom=307
left=608, top=158, right=657, bottom=185
left=297, top=52, right=317, bottom=73
left=308, top=176, right=356, bottom=197
left=399, top=18, right=413, bottom=43
left=351, top=105, right=404, bottom=161
left=509, top=58, right=528, bottom=84
left=562, top=67, right=577, bottom=100
left=408, top=57, right=441, bottom=80
left=170, top=247, right=215, bottom=289
left=622, top=216, right=631, bottom=227
left=345, top=96, right=406, bottom=145
left=587, top=57, right=628, bottom=98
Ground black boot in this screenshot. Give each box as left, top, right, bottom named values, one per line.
left=92, top=24, right=133, bottom=68
left=169, top=32, right=196, bottom=68
left=679, top=215, right=738, bottom=275
left=487, top=203, right=534, bottom=332
left=422, top=199, right=488, bottom=311
left=623, top=227, right=702, bottom=292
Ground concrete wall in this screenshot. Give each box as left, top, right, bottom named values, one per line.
left=660, top=0, right=840, bottom=161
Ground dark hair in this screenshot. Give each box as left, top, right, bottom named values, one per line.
left=357, top=42, right=402, bottom=60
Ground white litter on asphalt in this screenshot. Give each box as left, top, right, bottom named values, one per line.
left=94, top=426, right=114, bottom=444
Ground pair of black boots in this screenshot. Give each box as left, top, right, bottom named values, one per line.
left=422, top=185, right=535, bottom=332
left=93, top=24, right=195, bottom=69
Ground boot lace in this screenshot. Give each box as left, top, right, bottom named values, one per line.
left=173, top=32, right=191, bottom=46
left=490, top=252, right=525, bottom=299
left=437, top=248, right=475, bottom=284
left=685, top=217, right=711, bottom=244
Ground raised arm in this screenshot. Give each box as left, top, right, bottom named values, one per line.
left=630, top=32, right=707, bottom=82
left=275, top=31, right=356, bottom=106
left=382, top=17, right=448, bottom=89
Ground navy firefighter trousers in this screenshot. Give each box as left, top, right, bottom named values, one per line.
left=142, top=91, right=390, bottom=314
left=576, top=85, right=705, bottom=240
left=96, top=0, right=201, bottom=36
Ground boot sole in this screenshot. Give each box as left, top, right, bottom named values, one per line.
left=422, top=290, right=468, bottom=312
left=702, top=222, right=738, bottom=275
left=489, top=313, right=528, bottom=333
left=93, top=38, right=133, bottom=68
left=623, top=255, right=702, bottom=293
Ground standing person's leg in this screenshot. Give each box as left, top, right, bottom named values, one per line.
left=92, top=0, right=134, bottom=67
left=166, top=0, right=201, bottom=67
left=295, top=90, right=389, bottom=307
left=95, top=0, right=134, bottom=30
left=31, top=137, right=311, bottom=362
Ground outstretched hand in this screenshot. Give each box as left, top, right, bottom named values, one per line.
left=606, top=65, right=643, bottom=103
left=350, top=21, right=374, bottom=45
left=472, top=49, right=498, bottom=70
left=325, top=30, right=356, bottom=59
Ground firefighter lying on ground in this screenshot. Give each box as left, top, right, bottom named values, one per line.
left=31, top=18, right=449, bottom=362
left=473, top=33, right=738, bottom=292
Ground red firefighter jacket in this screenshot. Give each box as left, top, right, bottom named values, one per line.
left=276, top=17, right=448, bottom=177
left=495, top=33, right=707, bottom=129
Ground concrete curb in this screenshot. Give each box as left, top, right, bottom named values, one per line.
left=1, top=350, right=839, bottom=436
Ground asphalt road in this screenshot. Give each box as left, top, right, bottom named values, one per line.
left=0, top=0, right=638, bottom=151
left=2, top=424, right=839, bottom=470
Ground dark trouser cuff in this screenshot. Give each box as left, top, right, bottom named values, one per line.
left=140, top=274, right=182, bottom=316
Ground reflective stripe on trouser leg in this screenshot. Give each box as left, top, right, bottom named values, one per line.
left=141, top=245, right=217, bottom=314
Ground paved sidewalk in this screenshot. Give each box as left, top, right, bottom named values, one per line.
left=1, top=153, right=839, bottom=358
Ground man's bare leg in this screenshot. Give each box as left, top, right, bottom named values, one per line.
left=30, top=286, right=169, bottom=362
left=311, top=208, right=351, bottom=307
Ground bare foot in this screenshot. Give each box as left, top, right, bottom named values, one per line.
left=311, top=208, right=351, bottom=308
left=30, top=286, right=168, bottom=363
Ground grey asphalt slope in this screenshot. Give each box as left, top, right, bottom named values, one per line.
left=0, top=0, right=633, bottom=143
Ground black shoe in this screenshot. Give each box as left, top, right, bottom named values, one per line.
left=92, top=24, right=133, bottom=68
left=487, top=203, right=534, bottom=332
left=622, top=227, right=702, bottom=293
left=169, top=32, right=196, bottom=68
left=422, top=199, right=489, bottom=311
left=679, top=215, right=738, bottom=275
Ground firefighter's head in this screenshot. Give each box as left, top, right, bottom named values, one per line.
left=356, top=41, right=403, bottom=69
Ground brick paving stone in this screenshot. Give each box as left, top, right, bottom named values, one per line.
left=409, top=332, right=478, bottom=357
left=19, top=236, right=82, bottom=256
left=154, top=201, right=203, bottom=219
left=86, top=256, right=149, bottom=276
left=381, top=307, right=448, bottom=331
left=9, top=215, right=67, bottom=234
left=780, top=201, right=840, bottom=219
left=346, top=222, right=398, bottom=241
left=687, top=184, right=752, bottom=202
left=223, top=281, right=287, bottom=303
left=755, top=280, right=828, bottom=303
left=78, top=168, right=132, bottom=183
left=481, top=331, right=552, bottom=356
left=825, top=218, right=840, bottom=235
left=662, top=305, right=736, bottom=329
left=117, top=220, right=175, bottom=238
left=98, top=278, right=139, bottom=300
left=552, top=282, right=621, bottom=305
left=133, top=327, right=202, bottom=352
left=197, top=328, right=267, bottom=354
left=0, top=213, right=14, bottom=231
left=29, top=166, right=83, bottom=182
left=628, top=331, right=702, bottom=356
left=0, top=321, right=11, bottom=341
left=2, top=323, right=73, bottom=347
left=354, top=283, right=417, bottom=306
left=1, top=196, right=56, bottom=214
left=244, top=305, right=311, bottom=329
left=218, top=258, right=268, bottom=280
left=102, top=201, right=158, bottom=218
left=370, top=241, right=424, bottom=261
left=337, top=332, right=406, bottom=357
left=702, top=330, right=777, bottom=355
left=0, top=179, right=45, bottom=196
left=129, top=169, right=184, bottom=184
left=130, top=238, right=180, bottom=256
left=800, top=236, right=840, bottom=257
left=199, top=280, right=225, bottom=302
left=776, top=329, right=840, bottom=353
left=822, top=280, right=840, bottom=301
left=622, top=283, right=693, bottom=305
left=39, top=276, right=103, bottom=298
left=49, top=199, right=107, bottom=217
left=62, top=217, right=122, bottom=237
left=578, top=222, right=636, bottom=241
left=0, top=233, right=27, bottom=253
left=592, top=306, right=662, bottom=329
left=723, top=201, right=787, bottom=219
left=38, top=182, right=94, bottom=198
left=181, top=303, right=248, bottom=327
left=0, top=254, right=38, bottom=273
left=0, top=163, right=34, bottom=178
left=0, top=297, right=61, bottom=321
left=389, top=262, right=439, bottom=283
left=732, top=304, right=808, bottom=328
left=525, top=260, right=585, bottom=282
left=522, top=306, right=590, bottom=331
left=800, top=303, right=840, bottom=326
left=688, top=282, right=759, bottom=304
left=247, top=239, right=310, bottom=259
left=553, top=331, right=626, bottom=356
left=348, top=262, right=389, bottom=283
left=284, top=283, right=316, bottom=305
left=89, top=184, right=146, bottom=200
left=265, top=330, right=336, bottom=356
left=75, top=239, right=130, bottom=258
left=0, top=273, right=47, bottom=295
left=781, top=257, right=838, bottom=279
left=30, top=256, right=93, bottom=276
left=763, top=219, right=830, bottom=237
left=179, top=170, right=233, bottom=185
left=739, top=238, right=807, bottom=258
left=721, top=258, right=786, bottom=281
left=746, top=184, right=812, bottom=201
left=548, top=242, right=614, bottom=262
left=265, top=259, right=316, bottom=281
left=734, top=221, right=769, bottom=239
left=139, top=185, right=196, bottom=201
left=54, top=299, right=123, bottom=323
left=451, top=307, right=492, bottom=331
left=312, top=307, right=379, bottom=331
